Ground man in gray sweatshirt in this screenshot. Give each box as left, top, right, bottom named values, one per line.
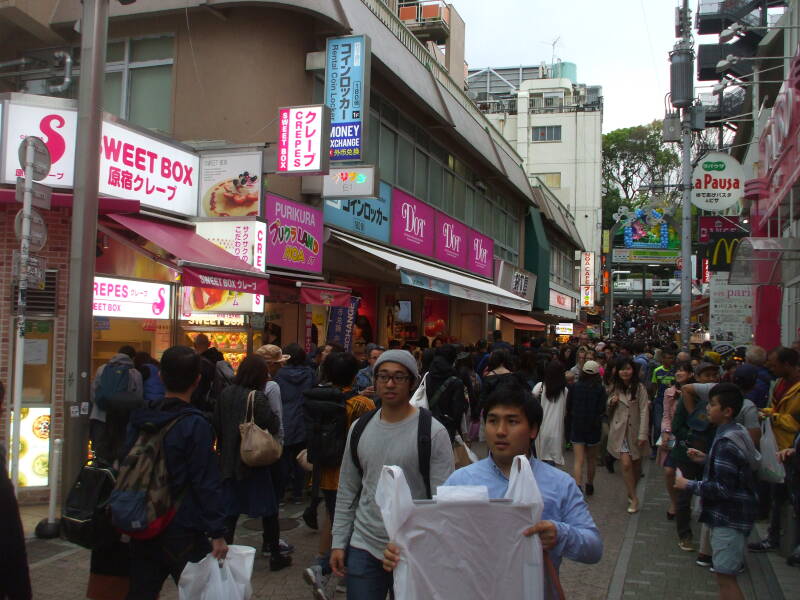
left=330, top=350, right=454, bottom=599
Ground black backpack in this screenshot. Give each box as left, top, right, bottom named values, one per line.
left=350, top=407, right=433, bottom=499
left=304, top=386, right=354, bottom=468
left=61, top=463, right=117, bottom=549
left=427, top=375, right=466, bottom=441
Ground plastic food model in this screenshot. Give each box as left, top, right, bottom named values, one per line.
left=203, top=172, right=259, bottom=217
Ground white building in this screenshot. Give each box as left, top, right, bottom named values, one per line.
left=468, top=64, right=603, bottom=258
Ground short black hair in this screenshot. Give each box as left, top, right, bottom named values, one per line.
left=118, top=345, right=136, bottom=359
left=483, top=382, right=543, bottom=429
left=326, top=352, right=361, bottom=387
left=234, top=355, right=268, bottom=390
left=776, top=347, right=800, bottom=367
left=284, top=343, right=306, bottom=366
left=709, top=382, right=744, bottom=418
left=487, top=349, right=512, bottom=371
left=662, top=348, right=676, bottom=358
left=325, top=341, right=345, bottom=353
left=160, top=346, right=200, bottom=393
left=492, top=330, right=502, bottom=341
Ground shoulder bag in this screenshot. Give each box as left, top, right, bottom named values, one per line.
left=240, top=390, right=282, bottom=467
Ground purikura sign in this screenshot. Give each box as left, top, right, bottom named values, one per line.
left=435, top=214, right=468, bottom=269
left=391, top=189, right=436, bottom=256
left=1, top=99, right=200, bottom=216
left=265, top=195, right=323, bottom=273
left=92, top=276, right=171, bottom=319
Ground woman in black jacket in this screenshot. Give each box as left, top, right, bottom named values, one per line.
left=212, top=355, right=289, bottom=570
left=424, top=344, right=467, bottom=441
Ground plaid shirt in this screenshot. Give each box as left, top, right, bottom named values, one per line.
left=686, top=424, right=758, bottom=533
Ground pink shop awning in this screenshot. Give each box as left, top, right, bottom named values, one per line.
left=108, top=214, right=269, bottom=295
left=297, top=281, right=352, bottom=307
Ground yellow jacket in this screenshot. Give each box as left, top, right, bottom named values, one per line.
left=767, top=379, right=800, bottom=450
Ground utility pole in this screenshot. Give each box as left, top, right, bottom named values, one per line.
left=62, top=0, right=108, bottom=499
left=670, top=0, right=695, bottom=351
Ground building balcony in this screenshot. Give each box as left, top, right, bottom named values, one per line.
left=398, top=1, right=451, bottom=44
left=697, top=0, right=764, bottom=35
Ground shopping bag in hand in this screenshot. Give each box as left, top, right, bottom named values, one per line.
left=758, top=419, right=785, bottom=484
left=178, top=545, right=255, bottom=600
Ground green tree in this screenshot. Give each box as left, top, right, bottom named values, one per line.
left=602, top=120, right=680, bottom=230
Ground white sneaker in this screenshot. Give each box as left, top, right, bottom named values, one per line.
left=323, top=574, right=342, bottom=599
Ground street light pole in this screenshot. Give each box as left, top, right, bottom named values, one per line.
left=62, top=0, right=108, bottom=500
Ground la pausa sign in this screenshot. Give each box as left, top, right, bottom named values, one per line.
left=691, top=152, right=744, bottom=212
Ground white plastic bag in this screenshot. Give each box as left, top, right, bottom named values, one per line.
left=759, top=419, right=785, bottom=484
left=178, top=545, right=255, bottom=600
left=376, top=458, right=544, bottom=600
left=410, top=373, right=428, bottom=408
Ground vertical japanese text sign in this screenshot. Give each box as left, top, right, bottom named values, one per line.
left=277, top=105, right=330, bottom=174
left=324, top=35, right=371, bottom=163
left=580, top=252, right=595, bottom=308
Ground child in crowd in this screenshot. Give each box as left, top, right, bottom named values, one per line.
left=675, top=383, right=760, bottom=600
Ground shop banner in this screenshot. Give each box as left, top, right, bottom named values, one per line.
left=325, top=35, right=371, bottom=163
left=192, top=220, right=267, bottom=312
left=709, top=272, right=753, bottom=345
left=494, top=260, right=536, bottom=302
left=277, top=105, right=330, bottom=174
left=704, top=232, right=746, bottom=273
left=391, top=189, right=435, bottom=256
left=92, top=276, right=171, bottom=319
left=2, top=101, right=199, bottom=216
left=400, top=270, right=451, bottom=295
left=698, top=216, right=741, bottom=244
left=265, top=195, right=323, bottom=273
left=327, top=296, right=360, bottom=351
left=550, top=289, right=576, bottom=313
left=181, top=266, right=268, bottom=296
left=468, top=230, right=494, bottom=278
left=324, top=181, right=391, bottom=242
left=299, top=287, right=351, bottom=307
left=198, top=149, right=262, bottom=217
left=580, top=252, right=595, bottom=308
left=434, top=213, right=468, bottom=269
left=612, top=248, right=681, bottom=265
left=556, top=323, right=574, bottom=335
left=322, top=165, right=379, bottom=198
left=691, top=151, right=745, bottom=212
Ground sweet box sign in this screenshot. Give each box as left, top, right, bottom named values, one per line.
left=265, top=195, right=323, bottom=273
left=277, top=105, right=330, bottom=174
left=92, top=276, right=171, bottom=319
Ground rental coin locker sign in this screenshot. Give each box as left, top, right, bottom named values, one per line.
left=691, top=152, right=745, bottom=212
left=325, top=35, right=371, bottom=162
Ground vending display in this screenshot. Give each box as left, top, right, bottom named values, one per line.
left=185, top=330, right=247, bottom=371
left=181, top=314, right=261, bottom=373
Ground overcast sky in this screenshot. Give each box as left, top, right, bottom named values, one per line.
left=455, top=0, right=686, bottom=133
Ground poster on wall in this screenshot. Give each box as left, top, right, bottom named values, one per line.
left=265, top=195, right=323, bottom=273
left=709, top=272, right=753, bottom=345
left=9, top=407, right=51, bottom=487
left=198, top=149, right=262, bottom=217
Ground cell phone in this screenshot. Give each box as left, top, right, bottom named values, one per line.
left=679, top=440, right=691, bottom=449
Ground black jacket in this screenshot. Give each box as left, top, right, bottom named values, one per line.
left=212, top=385, right=280, bottom=481
left=567, top=381, right=606, bottom=432
left=124, top=398, right=227, bottom=539
left=0, top=448, right=31, bottom=600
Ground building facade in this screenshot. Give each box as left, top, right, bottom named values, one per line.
left=467, top=63, right=604, bottom=258
left=0, top=0, right=583, bottom=500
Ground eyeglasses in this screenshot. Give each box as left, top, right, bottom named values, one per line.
left=375, top=373, right=412, bottom=384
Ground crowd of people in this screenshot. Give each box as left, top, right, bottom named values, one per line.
left=3, top=324, right=800, bottom=600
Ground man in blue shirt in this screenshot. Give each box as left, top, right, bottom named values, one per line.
left=383, top=381, right=602, bottom=578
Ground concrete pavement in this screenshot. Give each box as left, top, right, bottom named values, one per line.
left=23, top=449, right=799, bottom=598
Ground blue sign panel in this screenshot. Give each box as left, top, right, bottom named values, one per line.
left=327, top=296, right=360, bottom=351
left=325, top=35, right=371, bottom=162
left=324, top=181, right=391, bottom=242
left=400, top=271, right=450, bottom=295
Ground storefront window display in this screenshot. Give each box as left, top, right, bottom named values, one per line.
left=179, top=314, right=254, bottom=372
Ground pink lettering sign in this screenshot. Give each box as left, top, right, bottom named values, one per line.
left=265, top=194, right=323, bottom=273
left=390, top=189, right=435, bottom=256
left=467, top=230, right=494, bottom=278
left=434, top=213, right=468, bottom=268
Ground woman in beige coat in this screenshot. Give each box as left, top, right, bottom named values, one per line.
left=606, top=357, right=650, bottom=514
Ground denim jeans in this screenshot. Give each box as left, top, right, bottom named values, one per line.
left=346, top=546, right=394, bottom=600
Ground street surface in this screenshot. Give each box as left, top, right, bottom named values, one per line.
left=24, top=450, right=795, bottom=599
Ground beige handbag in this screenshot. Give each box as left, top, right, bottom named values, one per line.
left=239, top=390, right=282, bottom=466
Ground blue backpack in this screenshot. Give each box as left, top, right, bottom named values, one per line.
left=95, top=364, right=131, bottom=411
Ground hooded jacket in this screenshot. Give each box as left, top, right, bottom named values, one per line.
left=90, top=353, right=143, bottom=422
left=124, top=398, right=227, bottom=539
left=275, top=364, right=316, bottom=445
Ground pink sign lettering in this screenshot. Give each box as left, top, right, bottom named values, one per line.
left=467, top=230, right=494, bottom=278
left=390, top=189, right=435, bottom=256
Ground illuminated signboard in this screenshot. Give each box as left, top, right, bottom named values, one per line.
left=92, top=276, right=171, bottom=319
left=580, top=252, right=595, bottom=307
left=277, top=105, right=330, bottom=174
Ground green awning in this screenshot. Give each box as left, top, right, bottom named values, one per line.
left=525, top=208, right=551, bottom=311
